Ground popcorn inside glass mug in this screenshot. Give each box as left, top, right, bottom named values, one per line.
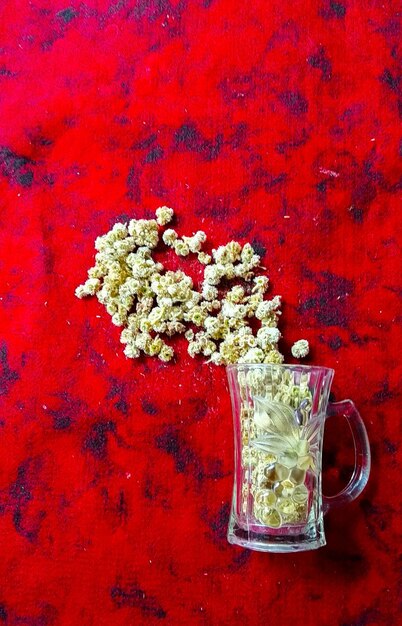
left=75, top=207, right=309, bottom=367
left=235, top=367, right=320, bottom=530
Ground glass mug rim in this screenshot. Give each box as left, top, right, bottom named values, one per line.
left=227, top=363, right=335, bottom=374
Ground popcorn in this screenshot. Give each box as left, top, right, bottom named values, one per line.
left=202, top=284, right=218, bottom=301
left=264, top=349, right=285, bottom=364
left=75, top=278, right=101, bottom=298
left=238, top=348, right=265, bottom=364
left=185, top=305, right=208, bottom=326
left=128, top=219, right=159, bottom=248
left=252, top=275, right=269, bottom=293
left=203, top=264, right=224, bottom=286
left=155, top=206, right=174, bottom=226
left=162, top=229, right=178, bottom=246
left=212, top=241, right=242, bottom=264
left=159, top=345, right=174, bottom=362
left=75, top=207, right=306, bottom=366
left=183, top=231, right=207, bottom=253
left=124, top=344, right=140, bottom=359
left=148, top=336, right=164, bottom=356
left=209, top=352, right=224, bottom=365
left=198, top=252, right=211, bottom=265
left=291, top=339, right=310, bottom=359
left=173, top=240, right=190, bottom=256
left=165, top=321, right=186, bottom=336
left=257, top=326, right=281, bottom=349
left=255, top=297, right=282, bottom=321
left=241, top=243, right=258, bottom=264
left=204, top=316, right=225, bottom=340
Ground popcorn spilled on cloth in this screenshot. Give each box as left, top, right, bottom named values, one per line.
left=75, top=208, right=309, bottom=365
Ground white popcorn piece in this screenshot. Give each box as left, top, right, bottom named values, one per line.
left=291, top=339, right=310, bottom=359
left=75, top=212, right=298, bottom=366
left=156, top=206, right=174, bottom=226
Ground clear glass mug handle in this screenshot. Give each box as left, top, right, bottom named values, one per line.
left=323, top=400, right=371, bottom=513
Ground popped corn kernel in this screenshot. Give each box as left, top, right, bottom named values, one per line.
left=156, top=206, right=174, bottom=226
left=75, top=278, right=101, bottom=298
left=185, top=305, right=208, bottom=326
left=257, top=326, right=281, bottom=349
left=136, top=297, right=154, bottom=316
left=183, top=231, right=207, bottom=253
left=209, top=352, right=224, bottom=365
left=147, top=336, right=164, bottom=356
left=239, top=334, right=257, bottom=350
left=127, top=314, right=141, bottom=331
left=218, top=262, right=236, bottom=280
left=159, top=345, right=174, bottom=362
left=112, top=311, right=127, bottom=326
left=139, top=318, right=153, bottom=333
left=219, top=336, right=242, bottom=364
left=136, top=246, right=152, bottom=259
left=201, top=339, right=217, bottom=357
left=198, top=252, right=211, bottom=265
left=252, top=276, right=269, bottom=293
left=203, top=265, right=224, bottom=285
left=264, top=349, right=285, bottom=364
left=234, top=263, right=254, bottom=280
left=241, top=243, right=259, bottom=264
left=124, top=344, right=140, bottom=359
left=204, top=316, right=225, bottom=340
left=88, top=265, right=105, bottom=279
left=75, top=285, right=88, bottom=299
left=120, top=328, right=133, bottom=344
left=238, top=348, right=265, bottom=364
left=188, top=340, right=202, bottom=357
left=212, top=241, right=242, bottom=264
left=113, top=238, right=136, bottom=256
left=291, top=339, right=310, bottom=359
left=162, top=229, right=178, bottom=246
left=128, top=219, right=159, bottom=248
left=152, top=321, right=168, bottom=334
left=166, top=321, right=186, bottom=336
left=111, top=222, right=128, bottom=238
left=173, top=240, right=190, bottom=256
left=255, top=296, right=282, bottom=320
left=202, top=284, right=218, bottom=301
left=225, top=285, right=245, bottom=303
left=134, top=332, right=152, bottom=351
left=221, top=301, right=247, bottom=321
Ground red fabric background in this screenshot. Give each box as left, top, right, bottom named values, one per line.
left=0, top=1, right=400, bottom=624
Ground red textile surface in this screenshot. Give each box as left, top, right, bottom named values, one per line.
left=0, top=1, right=400, bottom=625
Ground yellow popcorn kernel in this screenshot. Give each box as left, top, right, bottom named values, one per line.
left=162, top=228, right=178, bottom=246
left=123, top=344, right=140, bottom=359
left=147, top=336, right=164, bottom=356
left=165, top=321, right=186, bottom=336
left=155, top=206, right=174, bottom=226
left=159, top=345, right=174, bottom=362
left=264, top=350, right=285, bottom=364
left=238, top=348, right=265, bottom=364
left=291, top=339, right=310, bottom=359
left=198, top=251, right=211, bottom=265
left=173, top=240, right=190, bottom=257
left=252, top=275, right=269, bottom=293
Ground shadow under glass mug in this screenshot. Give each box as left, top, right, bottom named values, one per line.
left=226, top=364, right=371, bottom=553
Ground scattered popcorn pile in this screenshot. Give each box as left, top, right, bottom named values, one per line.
left=75, top=208, right=309, bottom=364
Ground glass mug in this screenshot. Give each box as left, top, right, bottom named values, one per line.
left=226, top=364, right=371, bottom=552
